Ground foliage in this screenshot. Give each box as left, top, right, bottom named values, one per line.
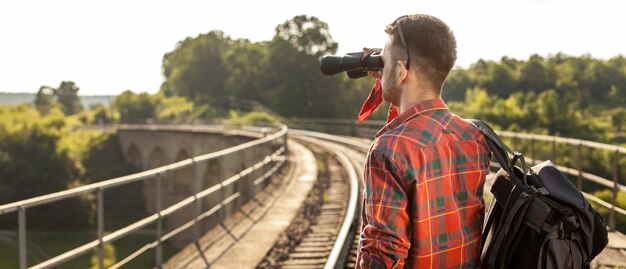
left=112, top=90, right=156, bottom=123
left=33, top=81, right=84, bottom=115
left=161, top=31, right=231, bottom=110
left=444, top=54, right=626, bottom=141
left=153, top=92, right=194, bottom=122
left=590, top=189, right=626, bottom=231
left=274, top=15, right=338, bottom=57
left=56, top=81, right=83, bottom=115
left=90, top=242, right=116, bottom=269
left=240, top=111, right=280, bottom=124
left=612, top=108, right=626, bottom=133
left=0, top=105, right=94, bottom=229
left=158, top=15, right=369, bottom=120
left=0, top=105, right=134, bottom=230
left=34, top=86, right=57, bottom=114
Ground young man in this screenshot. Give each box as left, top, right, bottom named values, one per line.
left=356, top=14, right=491, bottom=268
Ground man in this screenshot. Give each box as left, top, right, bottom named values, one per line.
left=356, top=14, right=491, bottom=268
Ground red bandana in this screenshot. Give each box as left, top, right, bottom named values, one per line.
left=357, top=78, right=398, bottom=124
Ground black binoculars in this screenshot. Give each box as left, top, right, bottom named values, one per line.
left=320, top=51, right=383, bottom=79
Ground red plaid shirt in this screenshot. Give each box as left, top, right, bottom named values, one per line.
left=356, top=99, right=491, bottom=268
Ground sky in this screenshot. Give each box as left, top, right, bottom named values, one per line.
left=0, top=0, right=624, bottom=96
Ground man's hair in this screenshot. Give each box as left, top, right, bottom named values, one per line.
left=385, top=14, right=457, bottom=90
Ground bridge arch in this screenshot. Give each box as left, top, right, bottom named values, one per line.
left=125, top=143, right=143, bottom=169
left=145, top=147, right=168, bottom=214
left=148, top=147, right=167, bottom=168
left=173, top=150, right=192, bottom=194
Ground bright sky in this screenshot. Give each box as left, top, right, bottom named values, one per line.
left=0, top=0, right=624, bottom=96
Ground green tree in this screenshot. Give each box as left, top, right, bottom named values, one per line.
left=34, top=86, right=57, bottom=114
left=0, top=105, right=93, bottom=229
left=160, top=31, right=231, bottom=110
left=223, top=40, right=270, bottom=104
left=112, top=90, right=156, bottom=123
left=274, top=15, right=338, bottom=57
left=518, top=54, right=555, bottom=92
left=485, top=62, right=517, bottom=97
left=56, top=81, right=83, bottom=115
left=264, top=15, right=343, bottom=118
left=613, top=108, right=626, bottom=133
left=443, top=68, right=473, bottom=101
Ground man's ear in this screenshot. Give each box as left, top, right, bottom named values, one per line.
left=396, top=60, right=409, bottom=85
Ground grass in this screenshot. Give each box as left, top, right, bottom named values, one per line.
left=0, top=239, right=19, bottom=269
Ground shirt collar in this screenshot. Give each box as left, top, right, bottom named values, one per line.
left=376, top=99, right=449, bottom=138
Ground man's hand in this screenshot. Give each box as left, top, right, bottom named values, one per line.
left=363, top=47, right=382, bottom=79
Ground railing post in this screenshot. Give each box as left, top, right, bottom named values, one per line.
left=248, top=146, right=257, bottom=199
left=530, top=138, right=536, bottom=165
left=610, top=150, right=620, bottom=230
left=551, top=139, right=558, bottom=164
left=156, top=174, right=163, bottom=268
left=18, top=206, right=26, bottom=269
left=238, top=149, right=246, bottom=207
left=218, top=156, right=226, bottom=223
left=192, top=159, right=201, bottom=243
left=577, top=143, right=584, bottom=191
left=284, top=130, right=289, bottom=159
left=97, top=188, right=105, bottom=269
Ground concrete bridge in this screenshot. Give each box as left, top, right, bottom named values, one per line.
left=1, top=120, right=625, bottom=269
left=116, top=125, right=281, bottom=248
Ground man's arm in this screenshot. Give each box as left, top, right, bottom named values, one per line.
left=357, top=150, right=411, bottom=269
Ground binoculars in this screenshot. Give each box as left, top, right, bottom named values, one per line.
left=320, top=51, right=383, bottom=79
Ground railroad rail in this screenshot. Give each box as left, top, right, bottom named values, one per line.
left=264, top=130, right=368, bottom=269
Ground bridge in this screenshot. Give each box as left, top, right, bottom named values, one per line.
left=0, top=118, right=625, bottom=268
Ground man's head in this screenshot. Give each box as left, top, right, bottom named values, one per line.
left=379, top=14, right=457, bottom=105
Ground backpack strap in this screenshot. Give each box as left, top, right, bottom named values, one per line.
left=469, top=120, right=530, bottom=184
left=469, top=119, right=514, bottom=156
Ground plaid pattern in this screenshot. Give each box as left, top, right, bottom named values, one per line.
left=356, top=99, right=491, bottom=268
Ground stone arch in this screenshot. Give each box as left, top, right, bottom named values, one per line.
left=148, top=147, right=167, bottom=169
left=203, top=159, right=221, bottom=190
left=173, top=150, right=192, bottom=194
left=202, top=158, right=222, bottom=230
left=125, top=144, right=143, bottom=169
left=144, top=147, right=167, bottom=215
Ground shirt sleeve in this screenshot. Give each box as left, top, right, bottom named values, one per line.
left=357, top=150, right=411, bottom=269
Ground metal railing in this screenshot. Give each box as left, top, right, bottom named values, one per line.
left=496, top=131, right=626, bottom=230
left=287, top=117, right=626, bottom=231
left=0, top=124, right=288, bottom=269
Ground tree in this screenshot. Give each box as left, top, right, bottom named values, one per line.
left=56, top=81, right=83, bottom=115
left=275, top=15, right=337, bottom=57
left=0, top=105, right=93, bottom=229
left=519, top=55, right=554, bottom=92
left=112, top=90, right=156, bottom=123
left=223, top=40, right=270, bottom=104
left=160, top=31, right=231, bottom=110
left=443, top=68, right=473, bottom=101
left=264, top=15, right=347, bottom=118
left=34, top=86, right=56, bottom=114
left=613, top=109, right=626, bottom=133
left=485, top=63, right=517, bottom=97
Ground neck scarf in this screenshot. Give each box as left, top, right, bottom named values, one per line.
left=357, top=78, right=399, bottom=124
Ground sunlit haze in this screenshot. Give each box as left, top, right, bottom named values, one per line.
left=1, top=0, right=624, bottom=96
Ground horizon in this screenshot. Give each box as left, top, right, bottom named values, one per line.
left=1, top=0, right=625, bottom=95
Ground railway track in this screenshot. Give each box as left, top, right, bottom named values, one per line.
left=258, top=130, right=370, bottom=269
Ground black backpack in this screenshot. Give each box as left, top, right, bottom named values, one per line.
left=471, top=120, right=609, bottom=269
